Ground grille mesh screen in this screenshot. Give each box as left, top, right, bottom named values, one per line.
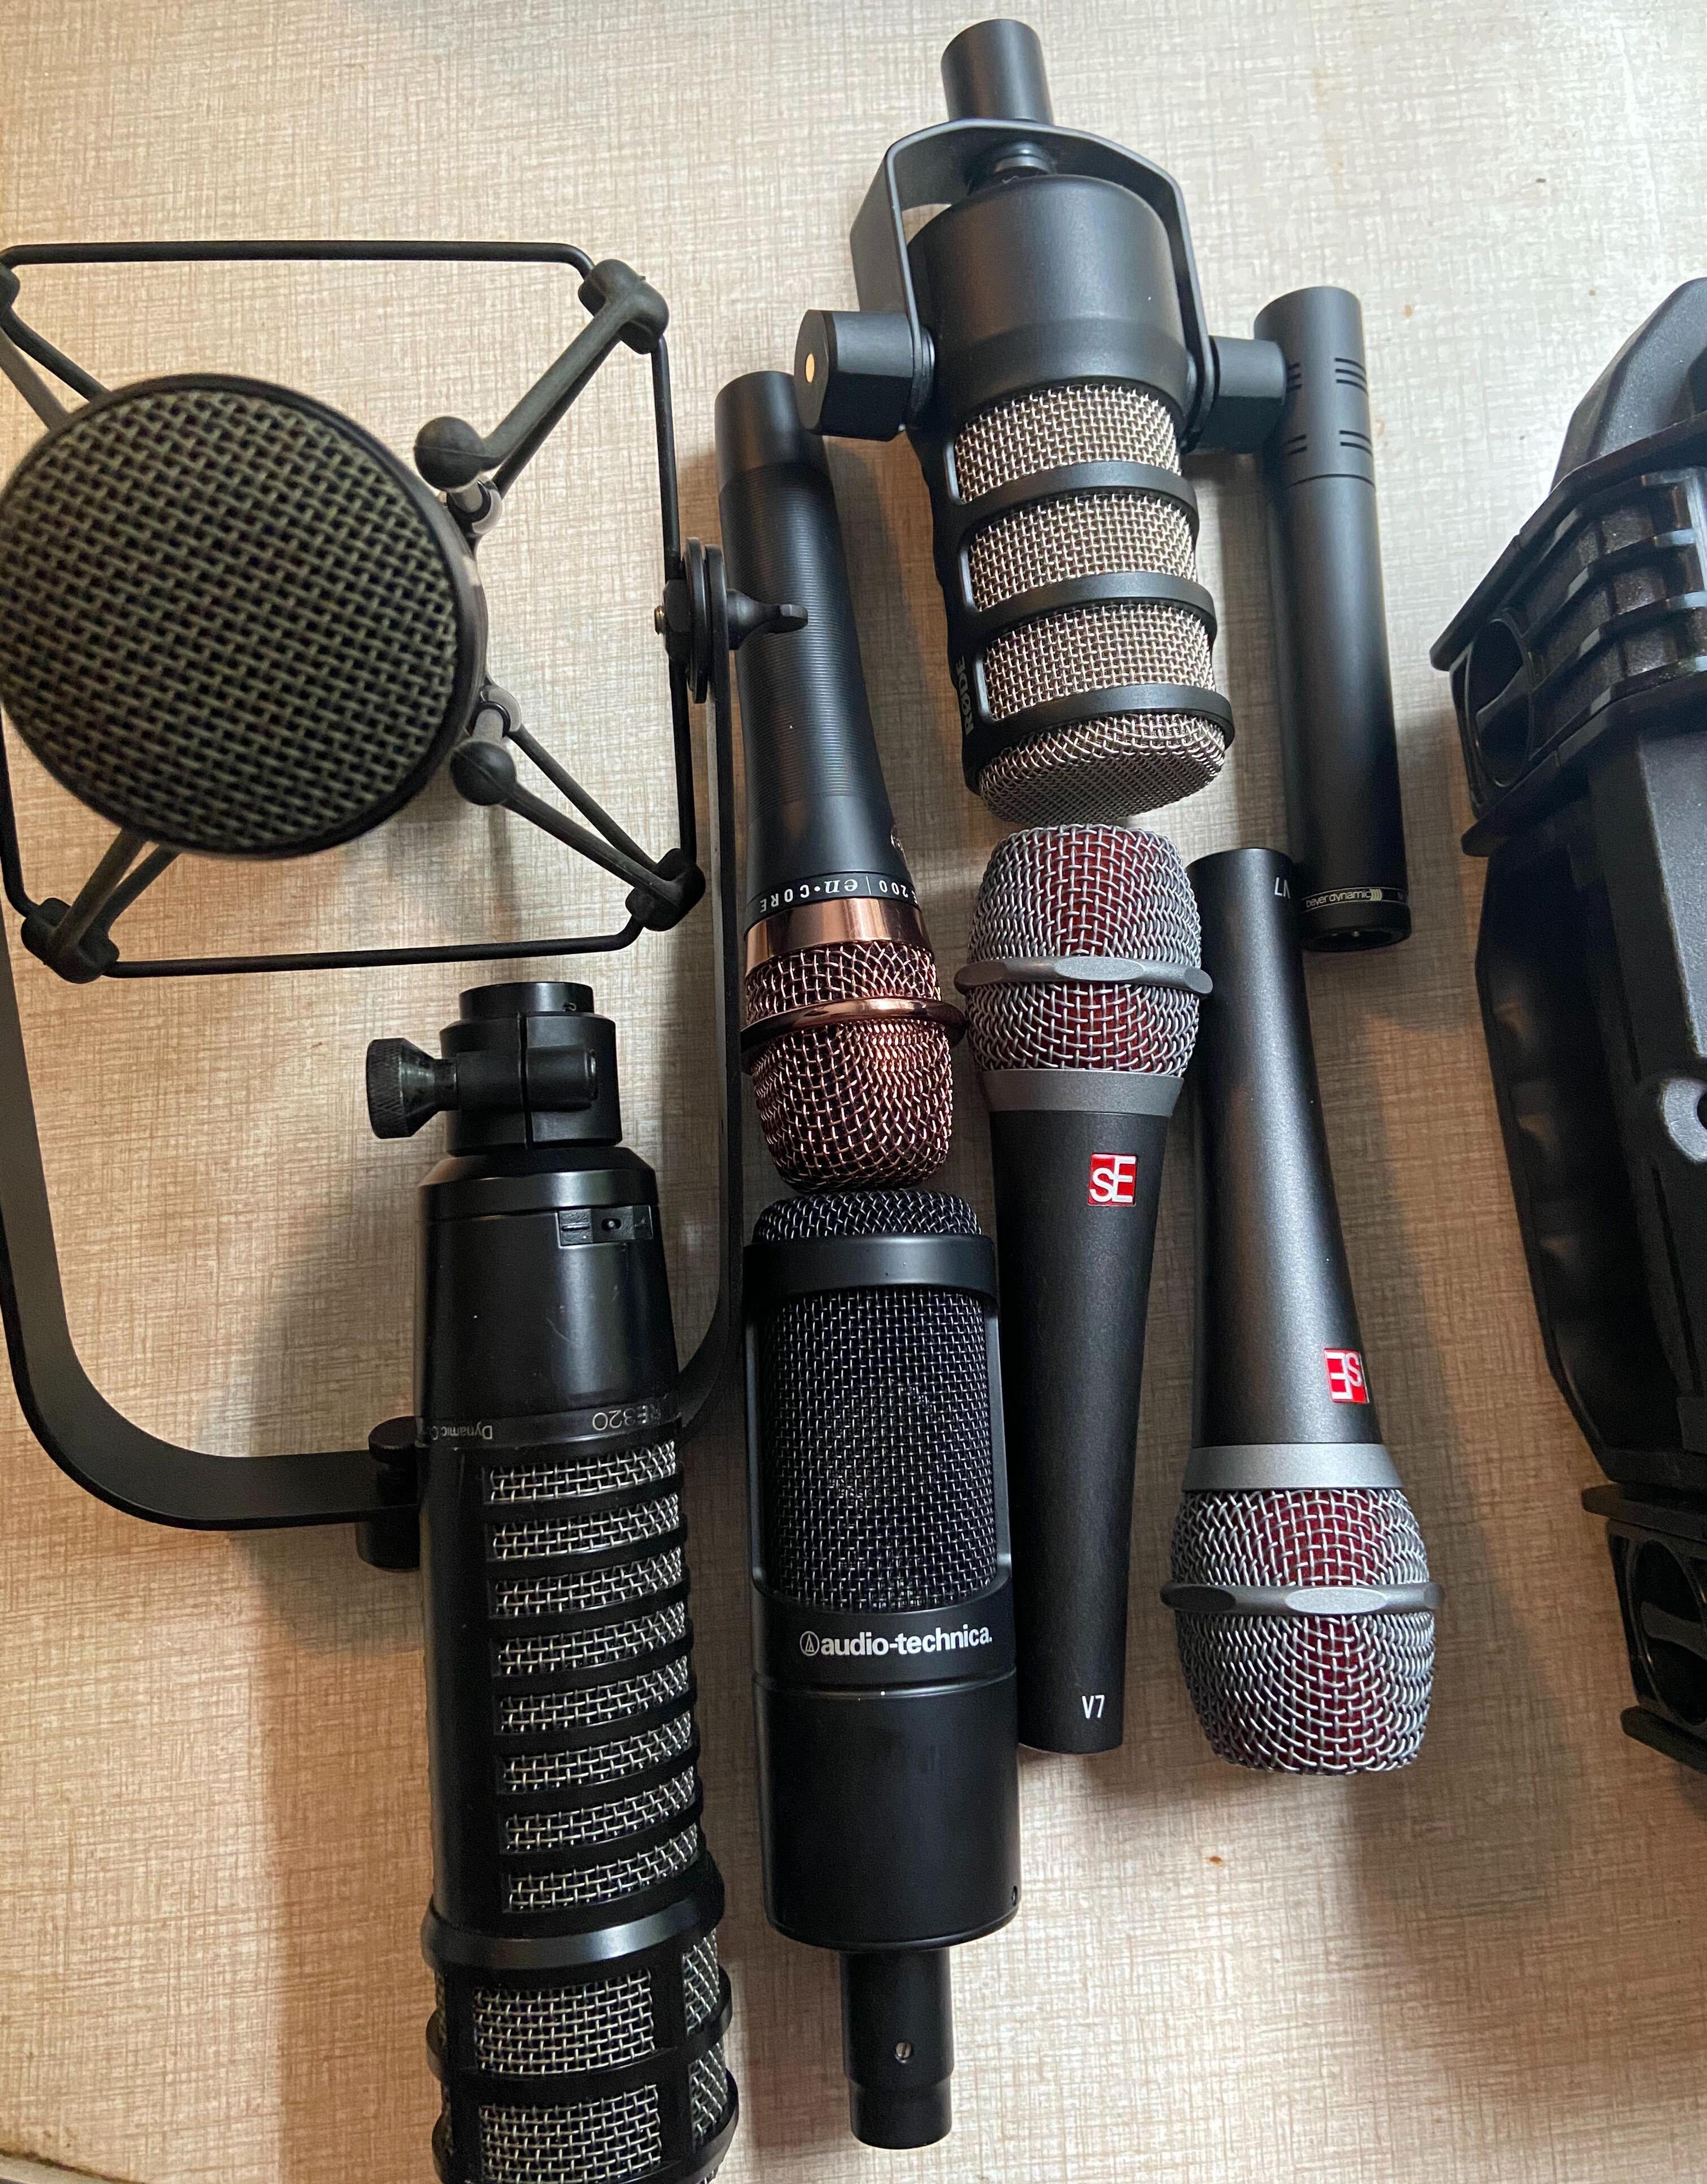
left=965, top=824, right=1201, bottom=1074
left=746, top=940, right=952, bottom=1190
left=968, top=490, right=1196, bottom=605
left=486, top=1443, right=677, bottom=1506
left=504, top=1825, right=701, bottom=1913
left=984, top=600, right=1214, bottom=719
left=0, top=380, right=469, bottom=855
left=479, top=2089, right=663, bottom=2184
left=493, top=1601, right=688, bottom=1680
left=752, top=1190, right=996, bottom=1613
left=489, top=1497, right=681, bottom=1562
left=690, top=2046, right=732, bottom=2147
left=502, top=1769, right=697, bottom=1853
left=492, top=1547, right=684, bottom=1622
left=472, top=1974, right=656, bottom=2078
left=1170, top=1488, right=1435, bottom=1773
left=498, top=1712, right=693, bottom=1797
left=953, top=381, right=1180, bottom=497
left=977, top=711, right=1227, bottom=825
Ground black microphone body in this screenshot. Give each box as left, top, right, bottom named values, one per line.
left=381, top=982, right=736, bottom=2184
left=744, top=1189, right=1020, bottom=2146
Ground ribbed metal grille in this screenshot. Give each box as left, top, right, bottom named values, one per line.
left=496, top=1657, right=690, bottom=1739
left=746, top=941, right=953, bottom=1191
left=502, top=1769, right=697, bottom=1854
left=499, top=1714, right=694, bottom=1798
left=689, top=2046, right=731, bottom=2147
left=486, top=1444, right=678, bottom=1505
left=953, top=381, right=1180, bottom=498
left=968, top=490, right=1196, bottom=605
left=489, top=1497, right=681, bottom=1562
left=479, top=2088, right=663, bottom=2184
left=1170, top=1489, right=1435, bottom=1773
left=984, top=600, right=1213, bottom=719
left=504, top=1825, right=701, bottom=1914
left=471, top=1974, right=656, bottom=2078
left=681, top=1933, right=721, bottom=2030
left=492, top=1548, right=684, bottom=1622
left=0, top=380, right=468, bottom=855
left=977, top=710, right=1227, bottom=825
left=965, top=823, right=1201, bottom=1074
left=752, top=1191, right=996, bottom=1613
left=493, top=1601, right=688, bottom=1680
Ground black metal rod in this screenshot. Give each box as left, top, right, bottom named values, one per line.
left=103, top=916, right=645, bottom=980
left=508, top=722, right=653, bottom=868
left=43, top=828, right=148, bottom=970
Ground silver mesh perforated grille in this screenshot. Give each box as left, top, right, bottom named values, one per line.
left=499, top=1713, right=693, bottom=1797
left=1170, top=1489, right=1435, bottom=1773
left=493, top=1548, right=684, bottom=1622
left=489, top=1497, right=680, bottom=1562
left=0, top=381, right=467, bottom=855
left=977, top=711, right=1226, bottom=824
left=493, top=1601, right=688, bottom=1679
left=486, top=1444, right=677, bottom=1505
left=746, top=941, right=953, bottom=1191
left=472, top=1974, right=656, bottom=2078
left=965, top=824, right=1201, bottom=1073
left=751, top=1191, right=996, bottom=1613
left=479, top=2088, right=663, bottom=2184
left=984, top=600, right=1214, bottom=720
left=496, top=1656, right=690, bottom=1739
left=682, top=1932, right=721, bottom=2030
left=968, top=490, right=1196, bottom=605
left=953, top=381, right=1180, bottom=498
left=504, top=1825, right=700, bottom=1913
left=690, top=2045, right=731, bottom=2146
left=503, top=1769, right=696, bottom=1853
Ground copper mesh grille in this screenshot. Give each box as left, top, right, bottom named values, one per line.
left=1170, top=1488, right=1435, bottom=1772
left=965, top=824, right=1201, bottom=1074
left=745, top=940, right=952, bottom=1190
left=953, top=381, right=1180, bottom=498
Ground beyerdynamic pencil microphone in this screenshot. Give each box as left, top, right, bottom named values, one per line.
left=1164, top=849, right=1439, bottom=1770
left=744, top=1188, right=1020, bottom=2146
left=716, top=370, right=962, bottom=1189
left=957, top=823, right=1205, bottom=1751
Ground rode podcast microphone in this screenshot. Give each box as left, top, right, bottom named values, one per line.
left=744, top=1189, right=1019, bottom=2147
left=368, top=983, right=734, bottom=2184
left=716, top=369, right=962, bottom=1190
left=793, top=20, right=1411, bottom=945
left=957, top=823, right=1205, bottom=1751
left=1166, top=849, right=1438, bottom=1771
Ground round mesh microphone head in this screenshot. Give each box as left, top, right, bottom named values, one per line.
left=751, top=1188, right=998, bottom=1614
left=1169, top=1489, right=1435, bottom=1773
left=963, top=823, right=1201, bottom=1072
left=0, top=375, right=484, bottom=856
left=745, top=942, right=954, bottom=1191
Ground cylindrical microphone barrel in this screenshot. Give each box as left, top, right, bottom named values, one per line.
left=958, top=824, right=1204, bottom=1750
left=380, top=982, right=737, bottom=2184
left=744, top=1188, right=1021, bottom=2145
left=1165, top=853, right=1438, bottom=1771
left=940, top=18, right=1054, bottom=124
left=716, top=370, right=958, bottom=1192
left=1253, top=289, right=1410, bottom=951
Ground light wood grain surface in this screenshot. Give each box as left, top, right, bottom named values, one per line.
left=1, top=4, right=1704, bottom=2180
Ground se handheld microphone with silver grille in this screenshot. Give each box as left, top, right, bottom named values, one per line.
left=958, top=823, right=1204, bottom=1751
left=1165, top=849, right=1439, bottom=1771
left=716, top=370, right=962, bottom=1190
left=744, top=1188, right=1020, bottom=2147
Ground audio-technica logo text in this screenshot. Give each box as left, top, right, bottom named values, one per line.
left=799, top=1623, right=994, bottom=1660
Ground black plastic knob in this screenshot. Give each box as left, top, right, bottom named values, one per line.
left=366, top=1039, right=454, bottom=1139
left=794, top=309, right=926, bottom=441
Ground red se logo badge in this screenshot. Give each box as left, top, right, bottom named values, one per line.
left=1324, top=1348, right=1369, bottom=1404
left=1088, top=1152, right=1138, bottom=1206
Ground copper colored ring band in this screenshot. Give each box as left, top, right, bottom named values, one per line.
left=743, top=895, right=933, bottom=973
left=740, top=994, right=966, bottom=1065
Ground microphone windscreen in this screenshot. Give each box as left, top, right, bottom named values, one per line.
left=0, top=375, right=482, bottom=857
left=963, top=822, right=1201, bottom=1072
left=744, top=940, right=954, bottom=1192
left=749, top=1188, right=997, bottom=1612
left=955, top=385, right=1226, bottom=823
left=1169, top=1487, right=1435, bottom=1773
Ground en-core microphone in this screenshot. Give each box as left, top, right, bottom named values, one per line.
left=715, top=369, right=962, bottom=1189
left=1164, top=850, right=1439, bottom=1771
left=957, top=822, right=1205, bottom=1751
left=744, top=1188, right=1020, bottom=2147
left=371, top=982, right=736, bottom=2184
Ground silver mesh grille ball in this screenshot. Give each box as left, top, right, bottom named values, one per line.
left=745, top=940, right=953, bottom=1190
left=964, top=823, right=1201, bottom=1074
left=951, top=379, right=1226, bottom=823
left=1170, top=1488, right=1435, bottom=1772
left=0, top=376, right=480, bottom=855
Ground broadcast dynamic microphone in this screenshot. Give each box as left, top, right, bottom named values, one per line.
left=715, top=369, right=962, bottom=1189
left=369, top=985, right=734, bottom=2184
left=1164, top=850, right=1439, bottom=1771
left=744, top=1189, right=1019, bottom=2147
left=957, top=822, right=1206, bottom=1752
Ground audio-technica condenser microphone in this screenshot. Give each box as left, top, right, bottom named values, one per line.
left=1164, top=850, right=1439, bottom=1771
left=744, top=1188, right=1020, bottom=2147
left=957, top=823, right=1205, bottom=1751
left=370, top=983, right=736, bottom=2184
left=716, top=370, right=962, bottom=1189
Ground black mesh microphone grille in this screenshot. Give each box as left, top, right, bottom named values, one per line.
left=0, top=376, right=478, bottom=857
left=752, top=1189, right=998, bottom=1614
